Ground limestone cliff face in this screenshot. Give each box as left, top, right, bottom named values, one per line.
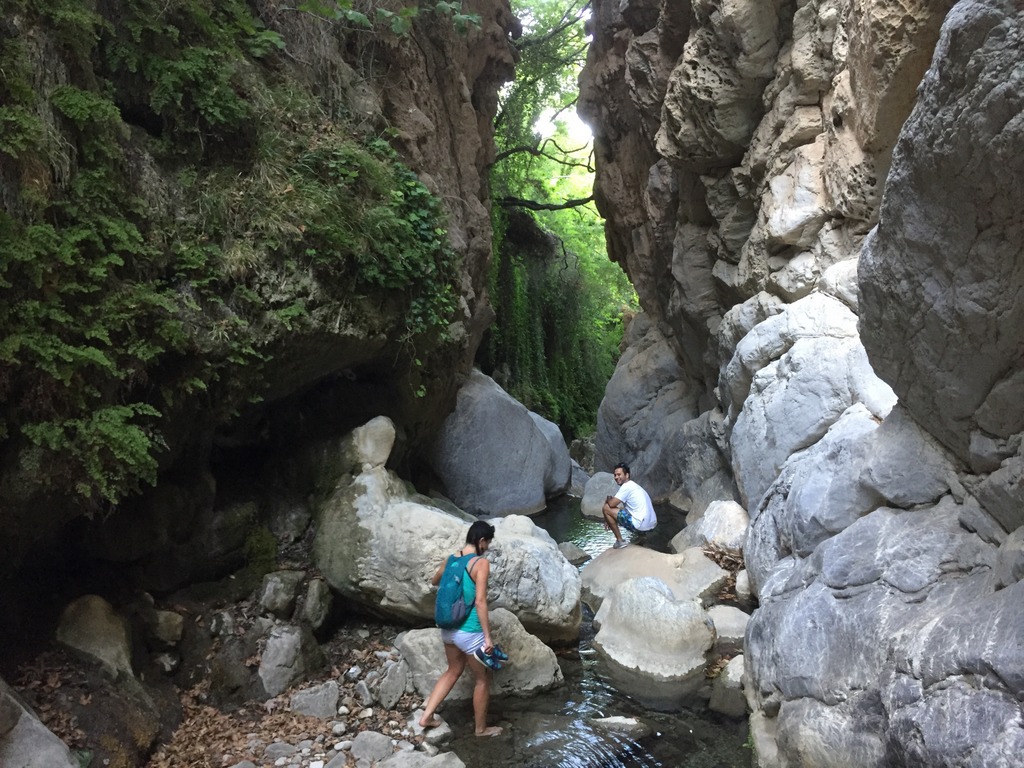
left=582, top=0, right=1023, bottom=764
left=582, top=0, right=956, bottom=502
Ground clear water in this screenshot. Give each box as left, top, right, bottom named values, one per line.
left=440, top=496, right=752, bottom=768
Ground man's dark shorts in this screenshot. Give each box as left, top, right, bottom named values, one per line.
left=617, top=509, right=638, bottom=532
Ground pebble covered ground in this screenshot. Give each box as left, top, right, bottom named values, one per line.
left=12, top=619, right=463, bottom=768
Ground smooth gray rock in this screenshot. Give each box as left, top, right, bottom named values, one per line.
left=720, top=292, right=861, bottom=424
left=259, top=570, right=306, bottom=620
left=581, top=472, right=618, bottom=520
left=859, top=0, right=1024, bottom=471
left=55, top=594, right=133, bottom=677
left=302, top=577, right=333, bottom=630
left=0, top=679, right=79, bottom=768
left=995, top=527, right=1024, bottom=588
left=707, top=606, right=749, bottom=657
left=730, top=333, right=896, bottom=509
left=671, top=499, right=749, bottom=552
left=487, top=515, right=582, bottom=643
left=594, top=314, right=701, bottom=499
left=395, top=608, right=563, bottom=701
left=408, top=709, right=453, bottom=747
left=589, top=716, right=652, bottom=738
left=378, top=659, right=409, bottom=709
left=747, top=498, right=1002, bottom=766
left=315, top=445, right=580, bottom=641
left=592, top=577, right=714, bottom=699
left=558, top=540, right=591, bottom=566
left=529, top=411, right=572, bottom=497
left=290, top=680, right=340, bottom=718
left=581, top=545, right=728, bottom=613
left=430, top=369, right=571, bottom=516
left=379, top=749, right=466, bottom=767
left=258, top=625, right=326, bottom=696
left=569, top=460, right=589, bottom=497
left=860, top=405, right=955, bottom=508
left=708, top=656, right=746, bottom=718
left=351, top=730, right=393, bottom=764
left=745, top=404, right=884, bottom=592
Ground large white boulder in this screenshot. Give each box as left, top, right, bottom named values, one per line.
left=314, top=418, right=580, bottom=642
left=581, top=545, right=728, bottom=612
left=592, top=577, right=715, bottom=697
left=429, top=370, right=571, bottom=516
left=671, top=499, right=750, bottom=552
left=487, top=516, right=582, bottom=643
left=395, top=608, right=563, bottom=701
left=729, top=330, right=896, bottom=510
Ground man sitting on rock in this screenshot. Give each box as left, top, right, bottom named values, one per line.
left=602, top=462, right=657, bottom=549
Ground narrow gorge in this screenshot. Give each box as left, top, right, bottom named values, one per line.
left=1, top=0, right=1022, bottom=766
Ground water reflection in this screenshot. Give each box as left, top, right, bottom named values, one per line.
left=442, top=497, right=750, bottom=768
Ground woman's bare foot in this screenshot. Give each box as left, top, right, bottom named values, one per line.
left=419, top=715, right=443, bottom=728
left=475, top=725, right=503, bottom=737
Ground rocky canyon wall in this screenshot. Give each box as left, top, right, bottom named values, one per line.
left=0, top=0, right=517, bottom=583
left=582, top=0, right=1024, bottom=765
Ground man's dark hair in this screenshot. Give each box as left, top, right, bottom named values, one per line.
left=614, top=462, right=630, bottom=475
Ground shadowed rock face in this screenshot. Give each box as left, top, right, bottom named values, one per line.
left=860, top=1, right=1024, bottom=481
left=582, top=0, right=1024, bottom=764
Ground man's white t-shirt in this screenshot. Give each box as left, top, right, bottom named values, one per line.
left=615, top=479, right=657, bottom=531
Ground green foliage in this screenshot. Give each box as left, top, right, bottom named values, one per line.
left=93, top=0, right=270, bottom=157
left=22, top=404, right=163, bottom=502
left=51, top=86, right=121, bottom=127
left=297, top=0, right=480, bottom=35
left=1, top=0, right=461, bottom=510
left=484, top=0, right=636, bottom=436
left=0, top=106, right=45, bottom=157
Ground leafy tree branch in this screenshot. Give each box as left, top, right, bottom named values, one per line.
left=494, top=195, right=595, bottom=211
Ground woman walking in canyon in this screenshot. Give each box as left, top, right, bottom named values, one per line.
left=418, top=520, right=503, bottom=737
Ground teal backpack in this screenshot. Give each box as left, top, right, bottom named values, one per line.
left=434, top=553, right=478, bottom=629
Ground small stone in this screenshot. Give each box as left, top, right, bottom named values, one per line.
left=337, top=705, right=350, bottom=716
left=311, top=762, right=325, bottom=768
left=358, top=708, right=373, bottom=719
left=345, top=666, right=362, bottom=681
left=356, top=629, right=370, bottom=639
left=332, top=722, right=347, bottom=736
left=265, top=742, right=297, bottom=759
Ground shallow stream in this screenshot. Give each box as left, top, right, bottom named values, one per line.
left=438, top=497, right=752, bottom=767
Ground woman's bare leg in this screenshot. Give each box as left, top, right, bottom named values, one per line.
left=467, top=655, right=502, bottom=736
left=419, top=644, right=466, bottom=727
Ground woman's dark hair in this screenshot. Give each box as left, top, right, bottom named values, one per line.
left=466, top=520, right=496, bottom=554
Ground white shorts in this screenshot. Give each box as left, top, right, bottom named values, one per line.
left=440, top=628, right=485, bottom=655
